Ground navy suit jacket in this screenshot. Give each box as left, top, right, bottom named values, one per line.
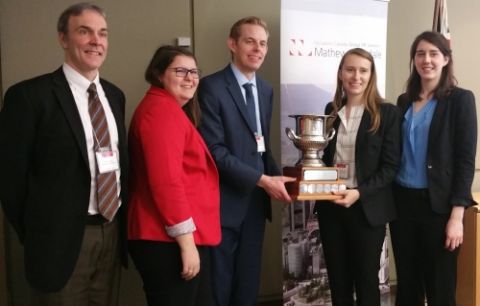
left=0, top=67, right=128, bottom=292
left=316, top=102, right=401, bottom=226
left=397, top=87, right=477, bottom=213
left=198, top=65, right=280, bottom=228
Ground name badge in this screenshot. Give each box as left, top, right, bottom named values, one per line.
left=256, top=135, right=266, bottom=153
left=335, top=162, right=349, bottom=179
left=95, top=147, right=119, bottom=174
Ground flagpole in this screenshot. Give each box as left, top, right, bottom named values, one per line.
left=432, top=0, right=451, bottom=46
left=433, top=0, right=440, bottom=31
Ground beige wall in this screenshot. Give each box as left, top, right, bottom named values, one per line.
left=1, top=0, right=480, bottom=304
left=0, top=29, right=6, bottom=306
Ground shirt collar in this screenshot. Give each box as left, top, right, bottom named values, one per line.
left=230, top=62, right=257, bottom=89
left=338, top=104, right=365, bottom=116
left=62, top=63, right=100, bottom=92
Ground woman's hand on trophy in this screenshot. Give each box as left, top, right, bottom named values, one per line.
left=257, top=175, right=296, bottom=203
left=332, top=189, right=359, bottom=208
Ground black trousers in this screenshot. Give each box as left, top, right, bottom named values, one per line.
left=128, top=240, right=213, bottom=306
left=390, top=184, right=458, bottom=306
left=316, top=201, right=386, bottom=306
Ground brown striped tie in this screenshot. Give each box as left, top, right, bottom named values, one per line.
left=87, top=83, right=119, bottom=221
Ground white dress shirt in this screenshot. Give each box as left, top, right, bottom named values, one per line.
left=63, top=63, right=121, bottom=215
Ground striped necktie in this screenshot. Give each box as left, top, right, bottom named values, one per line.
left=87, top=83, right=119, bottom=221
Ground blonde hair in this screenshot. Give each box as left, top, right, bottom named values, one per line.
left=329, top=48, right=384, bottom=133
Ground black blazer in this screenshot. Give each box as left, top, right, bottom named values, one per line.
left=0, top=68, right=128, bottom=292
left=317, top=102, right=401, bottom=226
left=198, top=65, right=280, bottom=228
left=397, top=87, right=477, bottom=213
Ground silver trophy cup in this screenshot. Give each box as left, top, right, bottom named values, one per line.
left=283, top=114, right=345, bottom=200
left=285, top=114, right=335, bottom=166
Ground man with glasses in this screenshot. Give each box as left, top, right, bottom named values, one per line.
left=0, top=3, right=127, bottom=305
left=198, top=16, right=294, bottom=306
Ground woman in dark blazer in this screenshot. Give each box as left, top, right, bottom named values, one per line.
left=315, top=48, right=401, bottom=306
left=391, top=31, right=477, bottom=306
left=128, top=46, right=221, bottom=306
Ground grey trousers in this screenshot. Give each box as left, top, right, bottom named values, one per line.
left=30, top=220, right=121, bottom=306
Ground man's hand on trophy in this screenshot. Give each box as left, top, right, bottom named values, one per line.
left=257, top=175, right=296, bottom=203
left=331, top=189, right=359, bottom=208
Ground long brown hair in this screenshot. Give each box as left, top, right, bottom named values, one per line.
left=405, top=31, right=457, bottom=102
left=329, top=48, right=384, bottom=133
left=144, top=45, right=201, bottom=127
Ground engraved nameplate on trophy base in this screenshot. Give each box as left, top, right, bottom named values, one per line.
left=283, top=166, right=345, bottom=201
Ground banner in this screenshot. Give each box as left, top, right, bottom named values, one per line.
left=281, top=1, right=389, bottom=305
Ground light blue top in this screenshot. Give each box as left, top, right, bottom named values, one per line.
left=396, top=98, right=438, bottom=188
left=230, top=63, right=263, bottom=136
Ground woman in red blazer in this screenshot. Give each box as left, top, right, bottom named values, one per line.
left=128, top=46, right=220, bottom=306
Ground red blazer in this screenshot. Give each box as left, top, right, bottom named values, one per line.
left=128, top=86, right=220, bottom=246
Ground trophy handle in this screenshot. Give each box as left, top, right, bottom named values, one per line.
left=326, top=128, right=336, bottom=141
left=285, top=128, right=299, bottom=140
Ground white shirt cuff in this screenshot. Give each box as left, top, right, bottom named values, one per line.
left=165, top=217, right=196, bottom=237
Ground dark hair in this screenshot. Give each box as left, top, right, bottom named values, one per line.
left=406, top=31, right=456, bottom=102
left=57, top=2, right=106, bottom=34
left=144, top=45, right=201, bottom=127
left=229, top=16, right=269, bottom=41
left=329, top=48, right=384, bottom=133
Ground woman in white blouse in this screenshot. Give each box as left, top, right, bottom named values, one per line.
left=315, top=48, right=401, bottom=306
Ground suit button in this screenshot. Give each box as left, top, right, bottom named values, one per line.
left=427, top=164, right=433, bottom=169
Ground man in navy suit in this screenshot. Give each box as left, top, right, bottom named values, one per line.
left=198, top=16, right=294, bottom=306
left=0, top=3, right=127, bottom=305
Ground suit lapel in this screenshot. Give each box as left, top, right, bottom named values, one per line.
left=352, top=110, right=371, bottom=178
left=101, top=80, right=125, bottom=145
left=257, top=79, right=269, bottom=136
left=198, top=135, right=217, bottom=170
left=223, top=66, right=256, bottom=135
left=356, top=110, right=370, bottom=149
left=428, top=96, right=447, bottom=150
left=51, top=68, right=89, bottom=167
left=325, top=118, right=340, bottom=165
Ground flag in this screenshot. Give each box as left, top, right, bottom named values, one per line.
left=433, top=0, right=451, bottom=45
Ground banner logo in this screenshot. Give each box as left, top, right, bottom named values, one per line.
left=289, top=39, right=313, bottom=56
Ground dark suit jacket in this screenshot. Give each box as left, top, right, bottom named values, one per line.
left=0, top=67, right=128, bottom=292
left=198, top=65, right=280, bottom=228
left=397, top=87, right=477, bottom=213
left=316, top=102, right=401, bottom=226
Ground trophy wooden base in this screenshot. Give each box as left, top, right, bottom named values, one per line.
left=283, top=166, right=346, bottom=201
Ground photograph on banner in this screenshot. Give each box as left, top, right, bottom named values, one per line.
left=281, top=0, right=389, bottom=305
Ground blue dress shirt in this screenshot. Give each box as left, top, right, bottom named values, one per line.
left=230, top=63, right=263, bottom=136
left=396, top=98, right=437, bottom=188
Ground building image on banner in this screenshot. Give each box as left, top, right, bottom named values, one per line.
left=280, top=0, right=389, bottom=305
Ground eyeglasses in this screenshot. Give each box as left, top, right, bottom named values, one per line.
left=168, top=67, right=201, bottom=79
